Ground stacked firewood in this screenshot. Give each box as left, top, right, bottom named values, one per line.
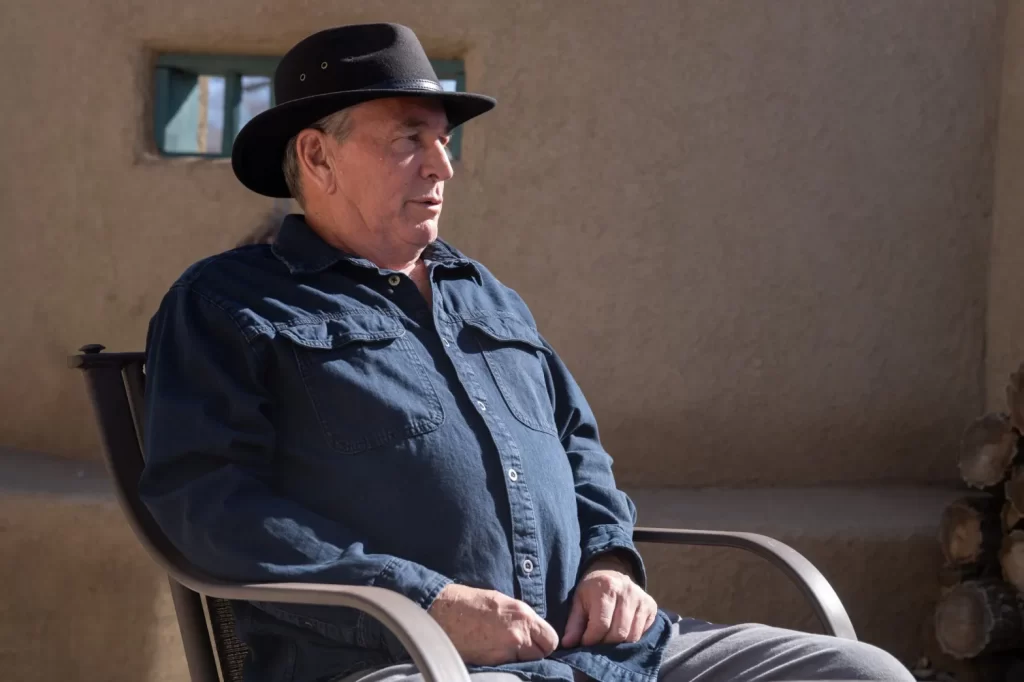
left=934, top=364, right=1024, bottom=677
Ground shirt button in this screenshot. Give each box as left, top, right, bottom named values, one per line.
left=508, top=468, right=518, bottom=482
left=387, top=274, right=401, bottom=286
left=522, top=559, right=534, bottom=574
left=476, top=400, right=487, bottom=412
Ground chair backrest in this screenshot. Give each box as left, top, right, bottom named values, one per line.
left=70, top=346, right=249, bottom=682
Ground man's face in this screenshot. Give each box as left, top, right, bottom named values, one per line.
left=324, top=97, right=453, bottom=251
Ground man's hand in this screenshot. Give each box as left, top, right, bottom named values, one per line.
left=428, top=583, right=559, bottom=666
left=561, top=555, right=658, bottom=649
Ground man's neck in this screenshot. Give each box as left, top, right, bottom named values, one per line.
left=304, top=212, right=425, bottom=274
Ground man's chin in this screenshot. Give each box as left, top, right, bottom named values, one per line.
left=405, top=220, right=439, bottom=246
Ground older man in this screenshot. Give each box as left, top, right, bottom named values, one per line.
left=140, top=23, right=913, bottom=682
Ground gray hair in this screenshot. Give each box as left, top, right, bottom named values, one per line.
left=282, top=108, right=355, bottom=207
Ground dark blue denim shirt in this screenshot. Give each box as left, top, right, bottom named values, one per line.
left=140, top=215, right=672, bottom=682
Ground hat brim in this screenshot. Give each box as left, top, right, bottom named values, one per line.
left=231, top=89, right=496, bottom=198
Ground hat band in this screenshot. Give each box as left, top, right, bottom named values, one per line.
left=358, top=78, right=444, bottom=92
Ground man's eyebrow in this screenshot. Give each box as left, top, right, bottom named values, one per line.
left=396, top=117, right=452, bottom=135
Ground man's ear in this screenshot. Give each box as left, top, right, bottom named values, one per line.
left=296, top=130, right=338, bottom=197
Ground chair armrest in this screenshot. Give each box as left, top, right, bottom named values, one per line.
left=176, top=577, right=469, bottom=682
left=632, top=527, right=857, bottom=641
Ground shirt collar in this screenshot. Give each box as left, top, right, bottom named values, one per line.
left=270, top=213, right=480, bottom=280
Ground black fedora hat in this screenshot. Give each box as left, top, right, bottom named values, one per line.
left=231, top=23, right=496, bottom=198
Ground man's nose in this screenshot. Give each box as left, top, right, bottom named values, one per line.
left=423, top=139, right=454, bottom=181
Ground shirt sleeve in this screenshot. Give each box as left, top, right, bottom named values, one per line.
left=139, top=284, right=451, bottom=638
left=540, top=337, right=648, bottom=590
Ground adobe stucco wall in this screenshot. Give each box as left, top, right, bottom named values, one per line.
left=0, top=1, right=1005, bottom=486
left=1, top=3, right=1011, bottom=680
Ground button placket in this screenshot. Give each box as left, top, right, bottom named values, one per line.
left=444, top=318, right=545, bottom=611
left=485, top=399, right=545, bottom=610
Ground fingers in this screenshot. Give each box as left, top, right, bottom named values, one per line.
left=644, top=602, right=657, bottom=630
left=515, top=641, right=547, bottom=662
left=580, top=592, right=616, bottom=647
left=627, top=598, right=656, bottom=642
left=605, top=592, right=639, bottom=645
left=561, top=594, right=588, bottom=648
left=510, top=600, right=558, bottom=661
left=531, top=615, right=560, bottom=656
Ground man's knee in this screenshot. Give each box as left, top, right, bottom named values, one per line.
left=824, top=638, right=914, bottom=682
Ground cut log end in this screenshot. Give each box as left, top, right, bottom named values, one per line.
left=939, top=495, right=1002, bottom=566
left=960, top=413, right=1017, bottom=489
left=935, top=580, right=1024, bottom=660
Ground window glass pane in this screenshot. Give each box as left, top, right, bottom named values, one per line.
left=162, top=72, right=199, bottom=154
left=201, top=76, right=225, bottom=154
left=440, top=78, right=458, bottom=93
left=237, top=75, right=273, bottom=134
left=162, top=74, right=225, bottom=154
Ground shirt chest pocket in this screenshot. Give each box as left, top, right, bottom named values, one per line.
left=279, top=315, right=444, bottom=454
left=461, top=315, right=559, bottom=436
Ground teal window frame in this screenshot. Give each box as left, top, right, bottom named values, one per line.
left=153, top=54, right=467, bottom=160
left=154, top=54, right=280, bottom=158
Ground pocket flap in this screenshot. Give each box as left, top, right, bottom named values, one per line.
left=462, top=315, right=549, bottom=353
left=278, top=315, right=405, bottom=350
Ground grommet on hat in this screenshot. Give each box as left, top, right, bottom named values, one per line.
left=231, top=22, right=496, bottom=198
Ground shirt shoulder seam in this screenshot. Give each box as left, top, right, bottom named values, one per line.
left=171, top=282, right=269, bottom=346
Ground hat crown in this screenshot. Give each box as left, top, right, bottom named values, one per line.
left=274, top=23, right=440, bottom=105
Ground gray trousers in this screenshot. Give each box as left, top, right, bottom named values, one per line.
left=337, top=616, right=916, bottom=682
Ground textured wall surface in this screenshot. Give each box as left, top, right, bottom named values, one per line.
left=988, top=2, right=1024, bottom=411
left=0, top=0, right=1004, bottom=486
left=0, top=494, right=187, bottom=682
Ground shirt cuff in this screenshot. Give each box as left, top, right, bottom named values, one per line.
left=579, top=524, right=648, bottom=590
left=371, top=557, right=453, bottom=611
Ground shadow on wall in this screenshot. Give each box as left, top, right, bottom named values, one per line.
left=597, top=395, right=968, bottom=488
left=236, top=199, right=292, bottom=246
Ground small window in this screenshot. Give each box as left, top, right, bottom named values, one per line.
left=154, top=54, right=279, bottom=157
left=154, top=54, right=467, bottom=159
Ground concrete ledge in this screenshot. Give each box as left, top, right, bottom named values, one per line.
left=0, top=452, right=963, bottom=678
left=0, top=447, right=112, bottom=499
left=0, top=492, right=186, bottom=682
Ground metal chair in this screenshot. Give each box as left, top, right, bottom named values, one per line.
left=69, top=344, right=856, bottom=682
